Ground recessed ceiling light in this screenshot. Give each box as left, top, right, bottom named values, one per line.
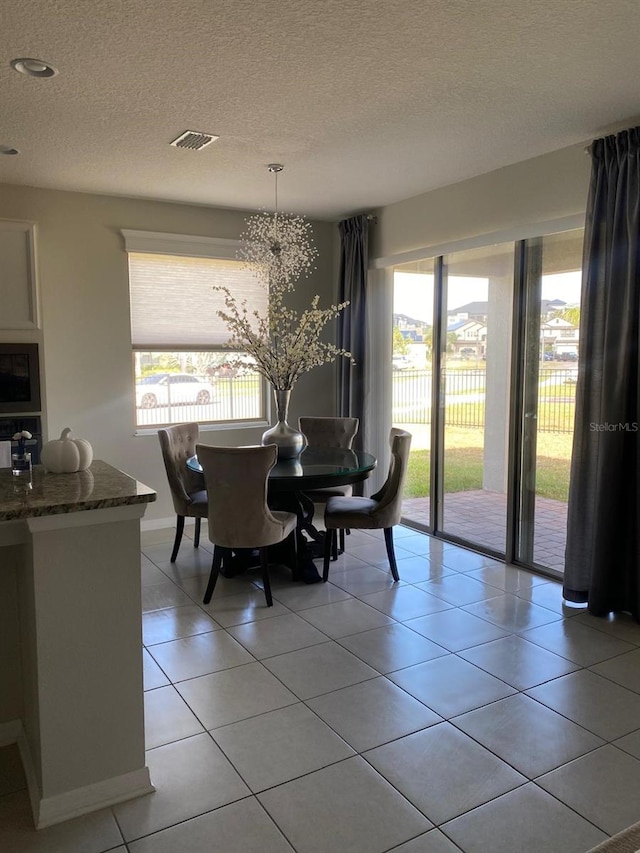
left=11, top=57, right=58, bottom=78
left=0, top=145, right=19, bottom=155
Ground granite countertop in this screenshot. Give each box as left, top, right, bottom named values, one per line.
left=0, top=460, right=156, bottom=522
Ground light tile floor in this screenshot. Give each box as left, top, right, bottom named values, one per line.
left=2, top=524, right=640, bottom=852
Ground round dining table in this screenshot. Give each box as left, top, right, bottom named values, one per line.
left=186, top=447, right=376, bottom=582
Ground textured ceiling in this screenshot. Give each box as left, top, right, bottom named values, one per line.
left=1, top=0, right=640, bottom=220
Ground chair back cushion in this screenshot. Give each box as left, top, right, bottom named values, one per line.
left=299, top=417, right=359, bottom=449
left=196, top=443, right=290, bottom=549
left=158, top=423, right=205, bottom=515
left=371, top=428, right=412, bottom=528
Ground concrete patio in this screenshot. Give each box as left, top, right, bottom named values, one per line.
left=402, top=491, right=568, bottom=574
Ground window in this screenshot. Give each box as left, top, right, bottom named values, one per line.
left=124, top=230, right=268, bottom=429
left=389, top=223, right=584, bottom=576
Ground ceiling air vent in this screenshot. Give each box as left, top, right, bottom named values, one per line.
left=170, top=130, right=219, bottom=151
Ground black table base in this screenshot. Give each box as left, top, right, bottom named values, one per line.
left=219, top=489, right=327, bottom=584
left=185, top=447, right=373, bottom=585
left=219, top=538, right=324, bottom=584
left=271, top=488, right=325, bottom=583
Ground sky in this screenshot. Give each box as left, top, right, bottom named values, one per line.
left=393, top=271, right=582, bottom=325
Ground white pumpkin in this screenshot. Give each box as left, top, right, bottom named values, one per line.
left=41, top=428, right=93, bottom=473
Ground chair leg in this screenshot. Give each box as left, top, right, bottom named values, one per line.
left=338, top=529, right=346, bottom=554
left=289, top=529, right=298, bottom=574
left=259, top=547, right=273, bottom=607
left=332, top=529, right=339, bottom=561
left=383, top=527, right=400, bottom=582
left=323, top=529, right=335, bottom=582
left=220, top=547, right=230, bottom=576
left=203, top=546, right=223, bottom=604
left=194, top=517, right=201, bottom=549
left=170, top=515, right=185, bottom=562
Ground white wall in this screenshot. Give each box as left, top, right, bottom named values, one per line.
left=0, top=185, right=337, bottom=521
left=371, top=142, right=591, bottom=260
left=364, top=142, right=591, bottom=497
left=0, top=143, right=593, bottom=522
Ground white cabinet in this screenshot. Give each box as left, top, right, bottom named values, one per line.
left=0, top=220, right=39, bottom=330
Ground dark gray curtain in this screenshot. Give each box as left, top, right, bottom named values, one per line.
left=563, top=126, right=640, bottom=620
left=337, top=215, right=369, bottom=452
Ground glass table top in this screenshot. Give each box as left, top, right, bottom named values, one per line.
left=187, top=447, right=376, bottom=491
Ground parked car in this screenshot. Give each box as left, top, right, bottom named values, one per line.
left=136, top=373, right=215, bottom=408
left=213, top=362, right=239, bottom=379
left=392, top=355, right=412, bottom=370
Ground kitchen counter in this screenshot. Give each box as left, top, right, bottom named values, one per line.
left=0, top=459, right=156, bottom=521
left=0, top=460, right=156, bottom=830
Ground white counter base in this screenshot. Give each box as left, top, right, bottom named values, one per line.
left=2, top=719, right=154, bottom=828
left=0, top=498, right=155, bottom=829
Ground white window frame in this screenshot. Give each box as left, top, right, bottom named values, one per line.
left=123, top=229, right=269, bottom=434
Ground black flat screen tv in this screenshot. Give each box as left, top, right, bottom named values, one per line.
left=0, top=343, right=41, bottom=414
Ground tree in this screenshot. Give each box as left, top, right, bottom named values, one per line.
left=553, top=306, right=580, bottom=326
left=393, top=326, right=409, bottom=355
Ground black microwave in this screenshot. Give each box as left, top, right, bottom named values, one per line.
left=0, top=343, right=42, bottom=414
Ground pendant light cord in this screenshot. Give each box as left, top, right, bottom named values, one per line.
left=268, top=163, right=283, bottom=219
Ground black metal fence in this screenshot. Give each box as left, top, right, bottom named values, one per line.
left=136, top=373, right=263, bottom=428
left=135, top=367, right=578, bottom=434
left=392, top=368, right=577, bottom=433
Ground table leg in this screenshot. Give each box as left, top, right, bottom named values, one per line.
left=216, top=491, right=323, bottom=584
left=268, top=490, right=323, bottom=583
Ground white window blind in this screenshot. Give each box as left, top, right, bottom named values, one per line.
left=122, top=230, right=268, bottom=349
left=128, top=250, right=266, bottom=349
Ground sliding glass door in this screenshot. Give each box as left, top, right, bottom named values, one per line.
left=440, top=243, right=514, bottom=554
left=516, top=229, right=583, bottom=571
left=392, top=259, right=435, bottom=529
left=391, top=227, right=584, bottom=577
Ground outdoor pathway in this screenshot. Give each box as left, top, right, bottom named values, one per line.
left=402, top=491, right=568, bottom=574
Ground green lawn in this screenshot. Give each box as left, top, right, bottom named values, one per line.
left=405, top=428, right=572, bottom=501
left=395, top=367, right=576, bottom=501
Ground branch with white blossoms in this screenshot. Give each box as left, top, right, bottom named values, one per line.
left=215, top=281, right=352, bottom=391
left=215, top=206, right=352, bottom=390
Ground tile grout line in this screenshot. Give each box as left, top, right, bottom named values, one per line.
left=133, top=526, right=640, bottom=851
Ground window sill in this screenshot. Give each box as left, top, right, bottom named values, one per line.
left=134, top=419, right=269, bottom=437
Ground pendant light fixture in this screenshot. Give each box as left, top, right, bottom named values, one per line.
left=238, top=164, right=317, bottom=290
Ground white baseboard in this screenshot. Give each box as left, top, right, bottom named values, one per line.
left=15, top=724, right=44, bottom=830
left=0, top=721, right=43, bottom=826
left=35, top=767, right=155, bottom=829
left=141, top=515, right=183, bottom=532
left=0, top=720, right=154, bottom=830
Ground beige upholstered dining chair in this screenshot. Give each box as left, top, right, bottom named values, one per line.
left=322, top=428, right=412, bottom=582
left=158, top=422, right=208, bottom=563
left=299, top=416, right=359, bottom=556
left=299, top=416, right=359, bottom=452
left=197, top=443, right=298, bottom=607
